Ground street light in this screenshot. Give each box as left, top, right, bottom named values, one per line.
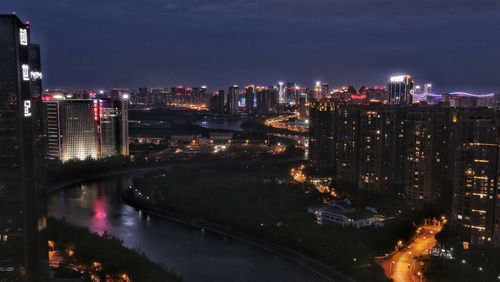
left=390, top=261, right=395, bottom=274
left=417, top=272, right=423, bottom=282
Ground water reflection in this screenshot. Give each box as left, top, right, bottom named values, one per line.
left=47, top=175, right=328, bottom=282
left=192, top=118, right=244, bottom=131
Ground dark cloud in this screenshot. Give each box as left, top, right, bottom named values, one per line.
left=2, top=0, right=500, bottom=91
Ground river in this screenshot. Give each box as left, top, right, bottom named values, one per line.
left=47, top=174, right=328, bottom=282
left=192, top=118, right=245, bottom=131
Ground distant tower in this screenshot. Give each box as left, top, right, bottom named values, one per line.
left=278, top=82, right=285, bottom=104
left=245, top=85, right=255, bottom=114
left=387, top=75, right=414, bottom=105
left=228, top=85, right=239, bottom=115
left=424, top=83, right=432, bottom=94
left=314, top=81, right=322, bottom=100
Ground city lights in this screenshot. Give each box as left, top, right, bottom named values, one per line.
left=1, top=7, right=499, bottom=282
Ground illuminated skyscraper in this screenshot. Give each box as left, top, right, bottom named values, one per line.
left=314, top=81, right=322, bottom=100
left=388, top=75, right=414, bottom=105
left=0, top=14, right=48, bottom=281
left=278, top=82, right=285, bottom=104
left=43, top=97, right=129, bottom=161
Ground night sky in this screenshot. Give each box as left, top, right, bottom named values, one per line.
left=3, top=0, right=500, bottom=92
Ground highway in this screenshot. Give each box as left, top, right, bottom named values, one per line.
left=380, top=223, right=442, bottom=282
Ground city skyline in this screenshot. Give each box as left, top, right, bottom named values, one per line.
left=3, top=0, right=500, bottom=92
left=2, top=2, right=500, bottom=280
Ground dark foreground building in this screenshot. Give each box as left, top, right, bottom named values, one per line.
left=451, top=108, right=500, bottom=246
left=309, top=101, right=335, bottom=174
left=0, top=15, right=48, bottom=281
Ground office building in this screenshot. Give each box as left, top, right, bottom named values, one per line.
left=43, top=97, right=129, bottom=161
left=0, top=14, right=48, bottom=281
left=388, top=75, right=414, bottom=105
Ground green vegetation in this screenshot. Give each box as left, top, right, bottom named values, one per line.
left=130, top=161, right=423, bottom=281
left=48, top=217, right=181, bottom=281
left=425, top=224, right=500, bottom=281
left=46, top=155, right=141, bottom=184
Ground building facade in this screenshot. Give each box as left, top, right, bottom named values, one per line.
left=309, top=101, right=335, bottom=174
left=43, top=97, right=129, bottom=161
left=227, top=85, right=239, bottom=115
left=451, top=109, right=500, bottom=246
left=0, top=14, right=48, bottom=281
left=388, top=75, right=414, bottom=105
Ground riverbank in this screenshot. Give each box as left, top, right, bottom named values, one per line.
left=125, top=163, right=395, bottom=281
left=47, top=161, right=338, bottom=282
left=48, top=217, right=181, bottom=281
left=122, top=191, right=351, bottom=282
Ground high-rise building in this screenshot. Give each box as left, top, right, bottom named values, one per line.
left=298, top=94, right=308, bottom=118
left=314, top=81, right=322, bottom=100
left=423, top=83, right=432, bottom=94
left=405, top=106, right=451, bottom=206
left=278, top=82, right=285, bottom=104
left=358, top=105, right=407, bottom=192
left=255, top=87, right=278, bottom=115
left=286, top=82, right=298, bottom=105
left=43, top=97, right=129, bottom=161
left=309, top=101, right=336, bottom=174
left=245, top=85, right=255, bottom=114
left=335, top=104, right=361, bottom=185
left=209, top=90, right=225, bottom=115
left=388, top=75, right=414, bottom=105
left=191, top=86, right=208, bottom=106
left=132, top=87, right=148, bottom=105
left=0, top=14, right=48, bottom=281
left=228, top=85, right=239, bottom=115
left=451, top=108, right=500, bottom=246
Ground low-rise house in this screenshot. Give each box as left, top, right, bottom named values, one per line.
left=308, top=199, right=385, bottom=228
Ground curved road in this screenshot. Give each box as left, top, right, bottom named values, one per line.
left=380, top=224, right=442, bottom=282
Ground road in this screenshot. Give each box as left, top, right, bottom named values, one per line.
left=380, top=223, right=442, bottom=282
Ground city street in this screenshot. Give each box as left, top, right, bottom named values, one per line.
left=380, top=223, right=442, bottom=282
